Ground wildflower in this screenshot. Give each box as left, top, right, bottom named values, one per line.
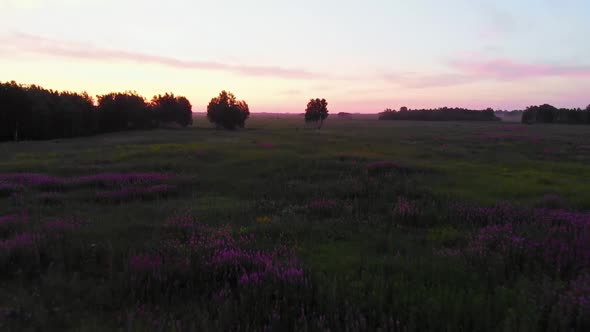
left=307, top=198, right=339, bottom=216
left=0, top=232, right=42, bottom=251
left=0, top=182, right=22, bottom=196
left=0, top=212, right=28, bottom=228
left=164, top=214, right=200, bottom=230
left=256, top=216, right=272, bottom=224
left=43, top=217, right=87, bottom=233
left=257, top=142, right=274, bottom=148
left=129, top=253, right=163, bottom=271
left=393, top=197, right=419, bottom=219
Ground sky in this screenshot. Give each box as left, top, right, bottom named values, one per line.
left=1, top=0, right=589, bottom=113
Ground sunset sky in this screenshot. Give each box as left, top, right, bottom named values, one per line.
left=1, top=0, right=589, bottom=113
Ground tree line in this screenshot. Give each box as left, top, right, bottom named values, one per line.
left=0, top=81, right=192, bottom=142
left=0, top=80, right=335, bottom=141
left=521, top=104, right=590, bottom=124
left=378, top=107, right=499, bottom=121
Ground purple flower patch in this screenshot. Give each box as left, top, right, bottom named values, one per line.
left=0, top=232, right=43, bottom=251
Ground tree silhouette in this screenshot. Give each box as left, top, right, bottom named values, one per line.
left=97, top=92, right=151, bottom=132
left=521, top=104, right=590, bottom=124
left=304, top=98, right=329, bottom=129
left=379, top=107, right=498, bottom=121
left=0, top=81, right=32, bottom=141
left=151, top=93, right=193, bottom=127
left=206, top=91, right=250, bottom=130
left=0, top=81, right=200, bottom=141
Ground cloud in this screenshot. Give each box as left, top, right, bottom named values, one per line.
left=0, top=32, right=320, bottom=80
left=384, top=57, right=590, bottom=89
left=383, top=72, right=476, bottom=89
left=448, top=58, right=590, bottom=80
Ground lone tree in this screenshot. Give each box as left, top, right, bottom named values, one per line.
left=304, top=98, right=329, bottom=129
left=151, top=93, right=193, bottom=127
left=207, top=91, right=250, bottom=130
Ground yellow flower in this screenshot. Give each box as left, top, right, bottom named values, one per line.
left=256, top=216, right=272, bottom=224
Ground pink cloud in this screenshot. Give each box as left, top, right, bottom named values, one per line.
left=0, top=32, right=319, bottom=80
left=383, top=72, right=475, bottom=88
left=384, top=57, right=590, bottom=89
left=448, top=58, right=590, bottom=80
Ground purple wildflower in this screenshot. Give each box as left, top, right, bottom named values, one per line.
left=393, top=197, right=420, bottom=219
left=42, top=217, right=87, bottom=233
left=307, top=198, right=339, bottom=216
left=0, top=212, right=28, bottom=229
left=0, top=232, right=43, bottom=251
left=130, top=253, right=163, bottom=271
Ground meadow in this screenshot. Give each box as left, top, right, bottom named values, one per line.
left=1, top=114, right=589, bottom=331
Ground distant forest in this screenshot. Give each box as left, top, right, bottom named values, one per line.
left=378, top=107, right=499, bottom=121
left=0, top=81, right=192, bottom=142
left=379, top=105, right=590, bottom=124
left=521, top=104, right=590, bottom=124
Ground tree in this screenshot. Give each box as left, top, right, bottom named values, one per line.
left=537, top=104, right=557, bottom=123
left=379, top=107, right=499, bottom=121
left=304, top=98, right=329, bottom=129
left=151, top=93, right=193, bottom=127
left=0, top=81, right=32, bottom=141
left=97, top=92, right=150, bottom=132
left=206, top=91, right=250, bottom=130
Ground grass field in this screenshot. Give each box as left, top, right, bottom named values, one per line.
left=1, top=115, right=589, bottom=331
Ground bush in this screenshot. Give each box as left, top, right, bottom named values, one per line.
left=151, top=93, right=193, bottom=127
left=206, top=91, right=250, bottom=130
left=304, top=98, right=329, bottom=129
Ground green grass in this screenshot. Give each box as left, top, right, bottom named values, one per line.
left=1, top=115, right=589, bottom=331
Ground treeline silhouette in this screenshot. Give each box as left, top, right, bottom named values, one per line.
left=522, top=104, right=590, bottom=124
left=0, top=81, right=192, bottom=142
left=379, top=107, right=499, bottom=121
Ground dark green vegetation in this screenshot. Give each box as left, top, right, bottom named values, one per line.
left=0, top=81, right=192, bottom=142
left=379, top=107, right=499, bottom=121
left=522, top=104, right=590, bottom=125
left=1, top=116, right=590, bottom=331
left=304, top=98, right=329, bottom=129
left=206, top=91, right=250, bottom=130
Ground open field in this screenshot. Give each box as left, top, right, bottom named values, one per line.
left=1, top=115, right=589, bottom=331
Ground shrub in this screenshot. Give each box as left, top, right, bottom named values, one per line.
left=206, top=91, right=250, bottom=130
left=304, top=98, right=329, bottom=129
